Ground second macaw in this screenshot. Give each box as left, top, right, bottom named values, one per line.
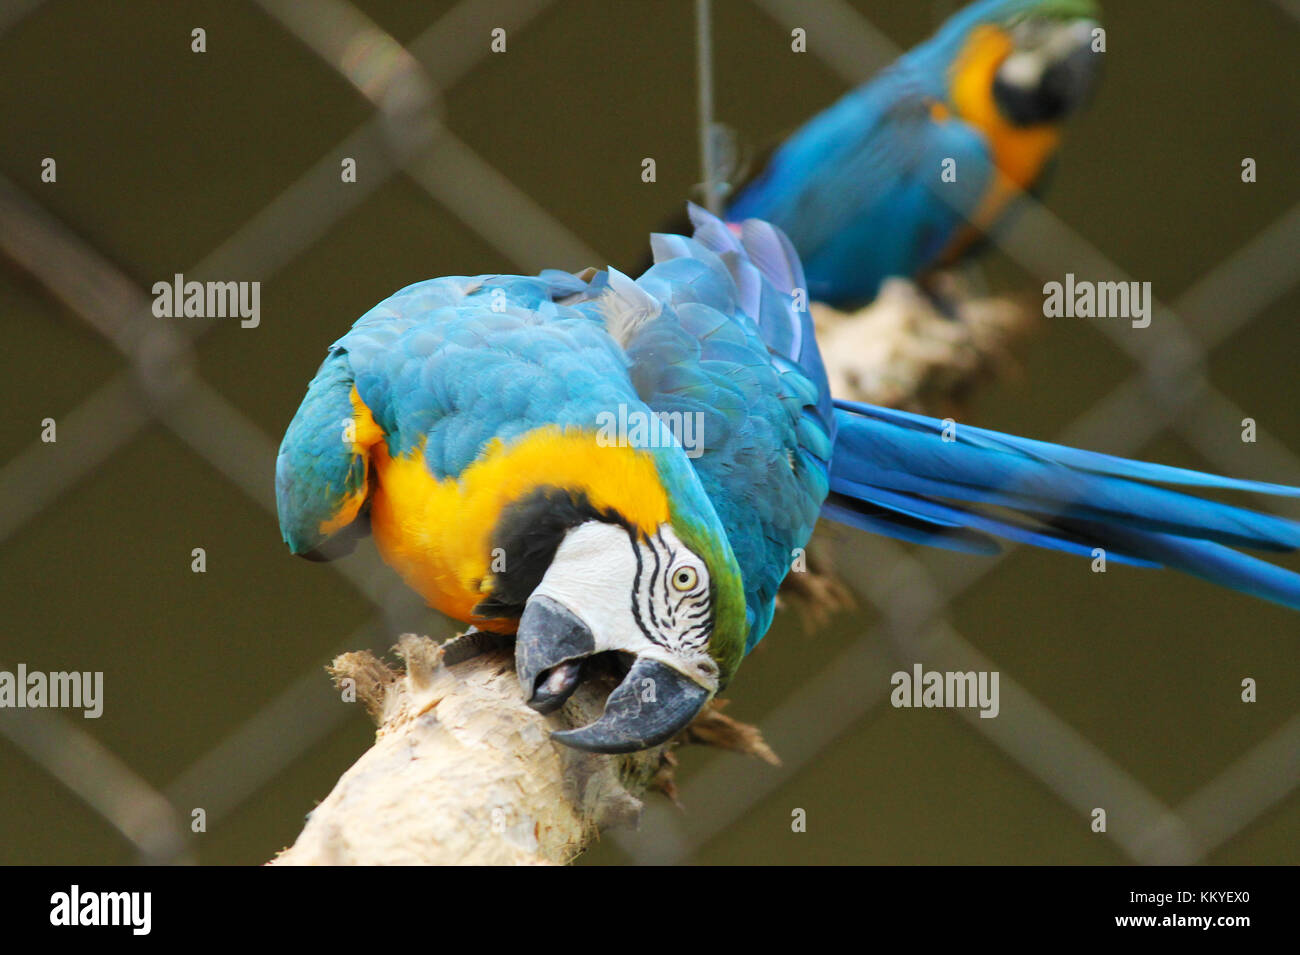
left=277, top=206, right=1300, bottom=754
left=728, top=0, right=1103, bottom=306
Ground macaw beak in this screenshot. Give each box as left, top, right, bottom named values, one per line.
left=994, top=19, right=1102, bottom=125
left=515, top=596, right=593, bottom=715
left=515, top=594, right=713, bottom=754
left=1039, top=21, right=1101, bottom=115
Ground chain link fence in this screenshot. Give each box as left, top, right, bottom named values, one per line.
left=1, top=0, right=1297, bottom=865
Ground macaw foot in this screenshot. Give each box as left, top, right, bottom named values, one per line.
left=917, top=278, right=961, bottom=320
left=514, top=595, right=710, bottom=755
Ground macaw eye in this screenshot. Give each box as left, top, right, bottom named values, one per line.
left=671, top=566, right=699, bottom=592
left=1011, top=17, right=1047, bottom=48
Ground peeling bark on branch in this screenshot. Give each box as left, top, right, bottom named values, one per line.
left=271, top=634, right=772, bottom=865
left=812, top=275, right=1035, bottom=416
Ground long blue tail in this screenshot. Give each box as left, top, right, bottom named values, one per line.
left=826, top=399, right=1300, bottom=610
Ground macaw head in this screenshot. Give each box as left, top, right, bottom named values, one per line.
left=493, top=424, right=747, bottom=755
left=989, top=1, right=1103, bottom=126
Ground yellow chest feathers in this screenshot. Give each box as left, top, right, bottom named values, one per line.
left=367, top=426, right=670, bottom=630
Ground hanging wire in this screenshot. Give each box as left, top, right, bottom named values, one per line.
left=695, top=0, right=721, bottom=214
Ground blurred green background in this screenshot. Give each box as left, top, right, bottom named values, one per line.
left=1, top=0, right=1296, bottom=865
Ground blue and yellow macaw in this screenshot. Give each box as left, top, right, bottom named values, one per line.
left=728, top=0, right=1102, bottom=306
left=277, top=206, right=1300, bottom=754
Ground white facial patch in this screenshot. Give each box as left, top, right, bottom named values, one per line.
left=1001, top=18, right=1096, bottom=92
left=531, top=521, right=644, bottom=655
left=529, top=521, right=718, bottom=685
left=998, top=48, right=1047, bottom=90
left=629, top=526, right=713, bottom=656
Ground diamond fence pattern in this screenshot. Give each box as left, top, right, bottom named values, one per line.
left=1, top=0, right=1296, bottom=865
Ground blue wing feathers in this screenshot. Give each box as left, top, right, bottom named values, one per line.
left=276, top=348, right=373, bottom=557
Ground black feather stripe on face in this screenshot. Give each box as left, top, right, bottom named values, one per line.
left=472, top=486, right=631, bottom=620
left=629, top=528, right=713, bottom=653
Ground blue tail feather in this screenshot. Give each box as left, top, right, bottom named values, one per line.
left=828, top=480, right=1160, bottom=567
left=826, top=399, right=1300, bottom=610
left=852, top=401, right=1300, bottom=499
left=1058, top=520, right=1300, bottom=610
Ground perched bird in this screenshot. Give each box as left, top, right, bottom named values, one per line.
left=277, top=207, right=1299, bottom=754
left=727, top=0, right=1103, bottom=306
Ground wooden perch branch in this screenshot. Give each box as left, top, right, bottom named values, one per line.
left=272, top=633, right=773, bottom=865
left=273, top=277, right=1032, bottom=865
left=812, top=274, right=1036, bottom=416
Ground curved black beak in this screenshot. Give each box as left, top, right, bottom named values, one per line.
left=1040, top=40, right=1100, bottom=117
left=550, top=657, right=712, bottom=754
left=515, top=595, right=593, bottom=715
left=993, top=20, right=1101, bottom=126
left=514, top=595, right=712, bottom=753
